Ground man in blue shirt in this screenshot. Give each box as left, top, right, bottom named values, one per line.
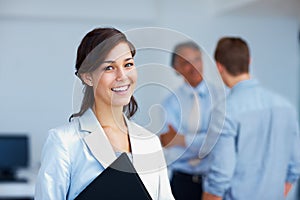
left=159, top=41, right=213, bottom=200
left=202, top=37, right=300, bottom=200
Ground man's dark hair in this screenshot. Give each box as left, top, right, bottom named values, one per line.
left=214, top=37, right=250, bottom=76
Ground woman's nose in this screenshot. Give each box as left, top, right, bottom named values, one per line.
left=116, top=68, right=126, bottom=81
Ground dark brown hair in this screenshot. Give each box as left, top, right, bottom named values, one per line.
left=214, top=37, right=250, bottom=76
left=69, top=27, right=138, bottom=121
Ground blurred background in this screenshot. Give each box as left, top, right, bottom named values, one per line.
left=0, top=0, right=299, bottom=199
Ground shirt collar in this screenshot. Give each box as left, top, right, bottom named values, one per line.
left=195, top=81, right=209, bottom=97
left=182, top=81, right=208, bottom=97
left=231, top=79, right=259, bottom=92
left=78, top=108, right=131, bottom=133
left=78, top=108, right=99, bottom=133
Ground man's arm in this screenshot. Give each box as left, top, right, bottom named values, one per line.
left=160, top=124, right=186, bottom=148
left=285, top=110, right=300, bottom=196
left=202, top=192, right=222, bottom=200
left=284, top=182, right=293, bottom=197
left=202, top=113, right=237, bottom=199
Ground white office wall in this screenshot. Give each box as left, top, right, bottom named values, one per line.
left=0, top=4, right=299, bottom=198
left=197, top=16, right=300, bottom=108
left=0, top=20, right=90, bottom=167
left=0, top=20, right=150, bottom=168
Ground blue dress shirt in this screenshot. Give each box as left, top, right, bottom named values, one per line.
left=203, top=79, right=300, bottom=199
left=161, top=80, right=213, bottom=175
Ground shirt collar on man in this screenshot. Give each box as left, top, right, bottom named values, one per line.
left=181, top=80, right=208, bottom=98
left=196, top=81, right=208, bottom=97
left=231, top=79, right=259, bottom=92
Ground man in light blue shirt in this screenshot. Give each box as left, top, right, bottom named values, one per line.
left=159, top=41, right=213, bottom=200
left=202, top=37, right=300, bottom=200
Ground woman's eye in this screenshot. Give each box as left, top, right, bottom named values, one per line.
left=125, top=63, right=134, bottom=68
left=104, top=66, right=113, bottom=71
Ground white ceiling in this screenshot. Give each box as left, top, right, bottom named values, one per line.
left=0, top=0, right=299, bottom=22
left=217, top=0, right=300, bottom=20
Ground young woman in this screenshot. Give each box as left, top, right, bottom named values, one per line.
left=35, top=27, right=174, bottom=200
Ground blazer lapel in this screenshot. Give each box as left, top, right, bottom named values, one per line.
left=126, top=118, right=166, bottom=174
left=78, top=109, right=116, bottom=168
left=125, top=117, right=151, bottom=172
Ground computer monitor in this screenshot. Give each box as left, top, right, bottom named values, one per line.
left=0, top=134, right=29, bottom=181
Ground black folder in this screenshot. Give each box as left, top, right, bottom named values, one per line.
left=75, top=152, right=152, bottom=200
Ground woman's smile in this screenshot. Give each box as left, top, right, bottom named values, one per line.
left=111, top=84, right=130, bottom=93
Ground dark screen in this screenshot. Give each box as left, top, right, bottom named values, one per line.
left=0, top=135, right=29, bottom=170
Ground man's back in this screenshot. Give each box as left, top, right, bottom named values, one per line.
left=203, top=36, right=300, bottom=200
left=226, top=79, right=299, bottom=199
left=203, top=79, right=300, bottom=200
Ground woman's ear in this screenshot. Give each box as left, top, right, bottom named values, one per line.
left=80, top=73, right=93, bottom=86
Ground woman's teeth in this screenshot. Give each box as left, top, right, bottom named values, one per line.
left=111, top=85, right=129, bottom=92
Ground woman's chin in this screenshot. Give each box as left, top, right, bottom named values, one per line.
left=111, top=99, right=131, bottom=108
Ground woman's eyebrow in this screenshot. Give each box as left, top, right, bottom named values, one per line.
left=124, top=57, right=134, bottom=61
left=102, top=57, right=133, bottom=64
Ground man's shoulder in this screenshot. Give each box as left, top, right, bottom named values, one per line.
left=227, top=85, right=295, bottom=114
left=256, top=86, right=295, bottom=110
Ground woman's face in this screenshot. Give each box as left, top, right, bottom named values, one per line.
left=89, top=42, right=137, bottom=109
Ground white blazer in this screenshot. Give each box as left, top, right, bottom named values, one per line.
left=35, top=109, right=174, bottom=200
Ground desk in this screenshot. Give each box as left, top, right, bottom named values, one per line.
left=0, top=169, right=37, bottom=199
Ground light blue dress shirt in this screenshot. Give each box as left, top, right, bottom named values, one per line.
left=161, top=81, right=212, bottom=175
left=203, top=79, right=300, bottom=199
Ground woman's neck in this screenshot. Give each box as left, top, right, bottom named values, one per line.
left=93, top=104, right=124, bottom=126
left=92, top=103, right=130, bottom=152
